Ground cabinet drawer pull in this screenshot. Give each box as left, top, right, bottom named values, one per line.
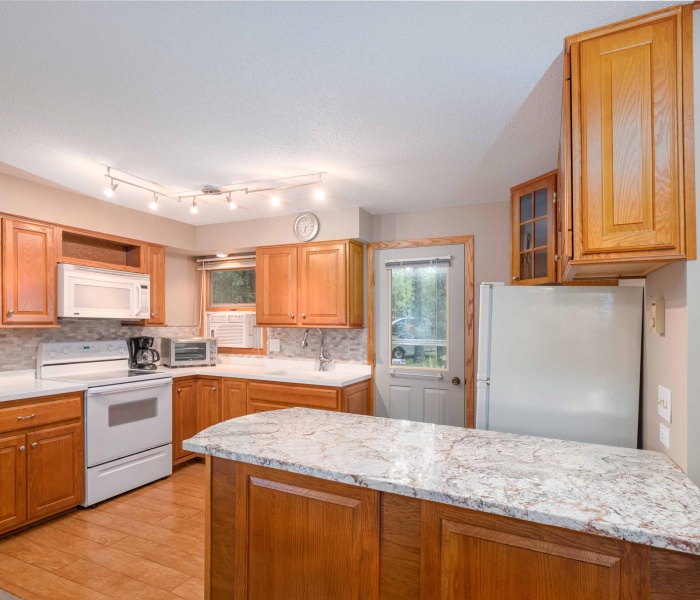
left=31, top=443, right=38, bottom=449
left=19, top=446, right=25, bottom=452
left=17, top=414, right=36, bottom=420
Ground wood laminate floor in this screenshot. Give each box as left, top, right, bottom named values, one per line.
left=0, top=461, right=206, bottom=600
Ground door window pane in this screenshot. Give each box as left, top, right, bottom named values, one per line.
left=519, top=194, right=532, bottom=222
left=534, top=218, right=548, bottom=248
left=520, top=223, right=533, bottom=251
left=534, top=249, right=548, bottom=278
left=534, top=188, right=548, bottom=218
left=520, top=253, right=533, bottom=280
left=390, top=265, right=447, bottom=370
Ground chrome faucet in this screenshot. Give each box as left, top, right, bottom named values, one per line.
left=300, top=328, right=333, bottom=371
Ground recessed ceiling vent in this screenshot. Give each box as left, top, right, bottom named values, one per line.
left=201, top=185, right=222, bottom=195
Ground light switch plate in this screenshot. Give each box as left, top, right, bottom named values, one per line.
left=268, top=338, right=280, bottom=352
left=660, top=423, right=671, bottom=449
left=658, top=385, right=672, bottom=423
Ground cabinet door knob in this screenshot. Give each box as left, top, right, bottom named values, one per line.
left=31, top=443, right=38, bottom=449
left=555, top=254, right=560, bottom=261
left=212, top=387, right=217, bottom=391
left=6, top=309, right=13, bottom=318
left=19, top=446, right=25, bottom=452
left=151, top=312, right=156, bottom=317
left=302, top=314, right=306, bottom=318
left=512, top=276, right=518, bottom=281
left=289, top=313, right=295, bottom=319
left=177, top=388, right=182, bottom=393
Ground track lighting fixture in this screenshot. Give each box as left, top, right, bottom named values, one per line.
left=314, top=174, right=325, bottom=201
left=102, top=166, right=328, bottom=214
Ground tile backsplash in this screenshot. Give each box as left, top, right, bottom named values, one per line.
left=0, top=320, right=369, bottom=372
left=266, top=328, right=367, bottom=364
left=0, top=319, right=199, bottom=372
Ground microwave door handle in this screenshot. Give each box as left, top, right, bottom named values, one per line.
left=133, top=283, right=142, bottom=316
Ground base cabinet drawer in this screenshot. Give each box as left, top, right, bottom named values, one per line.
left=247, top=382, right=339, bottom=411
left=0, top=394, right=82, bottom=436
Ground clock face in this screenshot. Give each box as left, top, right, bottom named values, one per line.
left=294, top=213, right=319, bottom=242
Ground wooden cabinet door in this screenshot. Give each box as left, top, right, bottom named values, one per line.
left=26, top=423, right=83, bottom=520
left=233, top=464, right=379, bottom=600
left=173, top=378, right=198, bottom=461
left=145, top=245, right=166, bottom=325
left=510, top=172, right=557, bottom=285
left=256, top=246, right=298, bottom=326
left=0, top=434, right=26, bottom=534
left=196, top=378, right=222, bottom=432
left=2, top=218, right=56, bottom=325
left=422, top=503, right=633, bottom=600
left=298, top=242, right=347, bottom=326
left=221, top=380, right=247, bottom=420
left=573, top=12, right=685, bottom=258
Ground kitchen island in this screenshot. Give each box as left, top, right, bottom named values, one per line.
left=184, top=408, right=700, bottom=599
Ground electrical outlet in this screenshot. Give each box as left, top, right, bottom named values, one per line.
left=658, top=385, right=672, bottom=423
left=268, top=338, right=281, bottom=352
left=660, top=423, right=671, bottom=449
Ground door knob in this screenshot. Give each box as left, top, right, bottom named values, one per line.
left=451, top=377, right=461, bottom=386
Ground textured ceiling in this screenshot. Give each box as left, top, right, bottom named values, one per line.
left=0, top=1, right=679, bottom=225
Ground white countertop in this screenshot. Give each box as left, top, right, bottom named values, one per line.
left=184, top=408, right=700, bottom=556
left=0, top=370, right=87, bottom=403
left=157, top=358, right=371, bottom=387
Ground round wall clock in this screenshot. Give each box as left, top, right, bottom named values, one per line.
left=294, top=213, right=320, bottom=242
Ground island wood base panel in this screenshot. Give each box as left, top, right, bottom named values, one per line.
left=206, top=458, right=700, bottom=600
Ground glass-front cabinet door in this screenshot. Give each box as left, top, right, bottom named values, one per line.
left=510, top=171, right=557, bottom=285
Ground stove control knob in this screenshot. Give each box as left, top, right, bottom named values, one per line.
left=107, top=345, right=115, bottom=352
left=62, top=346, right=70, bottom=354
left=118, top=347, right=125, bottom=354
left=49, top=351, right=56, bottom=358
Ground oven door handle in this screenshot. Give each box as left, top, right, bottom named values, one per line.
left=88, top=379, right=172, bottom=396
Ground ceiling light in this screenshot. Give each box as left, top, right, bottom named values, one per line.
left=104, top=180, right=118, bottom=198
left=190, top=199, right=199, bottom=214
left=270, top=195, right=281, bottom=207
left=216, top=251, right=229, bottom=258
left=149, top=193, right=159, bottom=211
left=227, top=193, right=237, bottom=210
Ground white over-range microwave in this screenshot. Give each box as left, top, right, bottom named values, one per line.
left=57, top=264, right=151, bottom=320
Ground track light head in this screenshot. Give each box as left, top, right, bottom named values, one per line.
left=227, top=193, right=237, bottom=210
left=104, top=180, right=118, bottom=198
left=190, top=199, right=199, bottom=214
left=314, top=174, right=325, bottom=201
left=149, top=193, right=159, bottom=211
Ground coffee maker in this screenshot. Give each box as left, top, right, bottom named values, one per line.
left=128, top=336, right=161, bottom=370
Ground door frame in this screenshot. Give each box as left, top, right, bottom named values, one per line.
left=367, top=236, right=475, bottom=427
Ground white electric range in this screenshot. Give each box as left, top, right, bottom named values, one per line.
left=37, top=340, right=173, bottom=507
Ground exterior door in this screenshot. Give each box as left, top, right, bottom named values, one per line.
left=27, top=423, right=83, bottom=519
left=173, top=378, right=198, bottom=460
left=374, top=245, right=465, bottom=426
left=0, top=434, right=26, bottom=534
left=298, top=242, right=347, bottom=326
left=255, top=246, right=298, bottom=326
left=2, top=217, right=56, bottom=325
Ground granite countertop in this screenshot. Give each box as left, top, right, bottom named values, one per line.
left=184, top=408, right=700, bottom=556
left=0, top=370, right=87, bottom=402
left=157, top=360, right=371, bottom=388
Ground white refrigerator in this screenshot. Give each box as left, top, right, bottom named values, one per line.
left=476, top=283, right=643, bottom=448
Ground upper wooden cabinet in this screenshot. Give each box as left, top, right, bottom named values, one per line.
left=1, top=217, right=57, bottom=326
left=256, top=240, right=364, bottom=328
left=256, top=245, right=298, bottom=326
left=560, top=5, right=695, bottom=280
left=145, top=244, right=166, bottom=325
left=510, top=172, right=557, bottom=285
